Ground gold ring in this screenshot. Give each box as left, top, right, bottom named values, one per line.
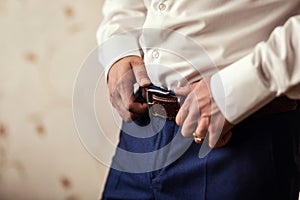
left=193, top=133, right=205, bottom=143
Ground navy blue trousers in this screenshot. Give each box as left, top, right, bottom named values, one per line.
left=102, top=108, right=300, bottom=200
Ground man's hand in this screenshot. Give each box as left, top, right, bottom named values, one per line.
left=107, top=56, right=151, bottom=122
left=175, top=77, right=233, bottom=148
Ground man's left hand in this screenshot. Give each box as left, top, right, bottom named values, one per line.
left=175, top=77, right=234, bottom=148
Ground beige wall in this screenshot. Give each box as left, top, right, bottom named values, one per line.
left=1, top=1, right=299, bottom=200
left=0, top=0, right=111, bottom=199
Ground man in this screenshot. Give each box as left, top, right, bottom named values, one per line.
left=97, top=1, right=300, bottom=199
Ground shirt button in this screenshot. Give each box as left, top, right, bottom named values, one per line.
left=152, top=49, right=160, bottom=59
left=158, top=3, right=167, bottom=11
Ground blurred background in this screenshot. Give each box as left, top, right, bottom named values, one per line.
left=0, top=0, right=114, bottom=199
left=0, top=1, right=299, bottom=200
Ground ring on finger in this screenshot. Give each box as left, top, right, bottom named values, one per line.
left=193, top=132, right=205, bottom=143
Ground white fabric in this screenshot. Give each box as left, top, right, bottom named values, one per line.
left=97, top=0, right=300, bottom=124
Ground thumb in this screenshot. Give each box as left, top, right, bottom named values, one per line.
left=174, top=84, right=194, bottom=96
left=131, top=58, right=151, bottom=87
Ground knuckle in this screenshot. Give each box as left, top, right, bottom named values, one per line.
left=130, top=57, right=144, bottom=67
left=201, top=112, right=210, bottom=119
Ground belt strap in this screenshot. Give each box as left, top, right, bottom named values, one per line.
left=252, top=96, right=298, bottom=118
left=141, top=86, right=298, bottom=121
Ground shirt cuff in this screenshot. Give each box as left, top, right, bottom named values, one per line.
left=98, top=34, right=142, bottom=80
left=210, top=53, right=276, bottom=124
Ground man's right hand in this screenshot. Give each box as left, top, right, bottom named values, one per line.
left=107, top=56, right=151, bottom=122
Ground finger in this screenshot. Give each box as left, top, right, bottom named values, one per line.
left=116, top=69, right=134, bottom=104
left=193, top=115, right=210, bottom=144
left=181, top=113, right=198, bottom=137
left=180, top=102, right=200, bottom=137
left=174, top=84, right=193, bottom=96
left=117, top=93, right=149, bottom=121
left=195, top=115, right=210, bottom=138
left=111, top=91, right=134, bottom=122
left=131, top=59, right=151, bottom=87
left=208, top=116, right=226, bottom=148
left=176, top=96, right=191, bottom=126
left=174, top=81, right=199, bottom=96
left=116, top=101, right=146, bottom=122
left=175, top=107, right=186, bottom=126
left=116, top=66, right=150, bottom=117
left=208, top=130, right=222, bottom=148
left=127, top=95, right=148, bottom=115
left=110, top=85, right=121, bottom=106
left=176, top=89, right=198, bottom=125
left=215, top=131, right=232, bottom=148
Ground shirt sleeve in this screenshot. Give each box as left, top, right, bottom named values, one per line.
left=210, top=15, right=300, bottom=124
left=96, top=0, right=147, bottom=76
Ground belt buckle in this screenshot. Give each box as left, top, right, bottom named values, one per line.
left=143, top=86, right=181, bottom=120
left=146, top=88, right=172, bottom=106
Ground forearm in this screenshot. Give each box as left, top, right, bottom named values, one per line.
left=211, top=15, right=300, bottom=124
left=96, top=0, right=147, bottom=76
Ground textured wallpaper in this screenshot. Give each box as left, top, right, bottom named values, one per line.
left=1, top=1, right=299, bottom=200
left=0, top=0, right=110, bottom=199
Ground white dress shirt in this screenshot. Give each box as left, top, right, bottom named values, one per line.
left=97, top=0, right=300, bottom=124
